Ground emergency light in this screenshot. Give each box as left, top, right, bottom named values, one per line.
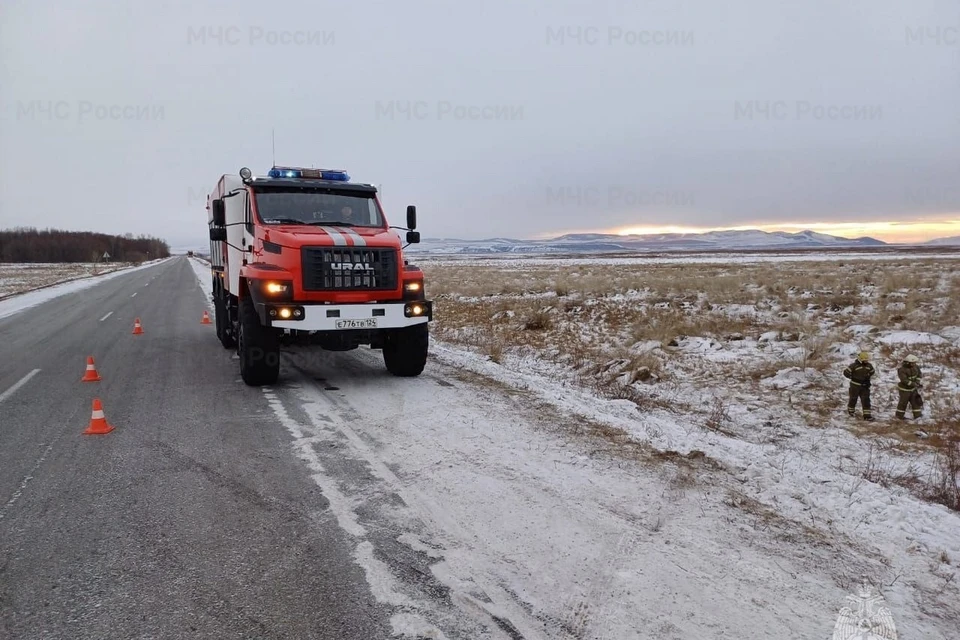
left=267, top=167, right=350, bottom=181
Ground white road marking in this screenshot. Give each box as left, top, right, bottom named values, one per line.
left=0, top=369, right=41, bottom=405
left=0, top=442, right=54, bottom=521
left=99, top=311, right=113, bottom=322
left=130, top=292, right=137, bottom=297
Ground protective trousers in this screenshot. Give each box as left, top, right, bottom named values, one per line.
left=847, top=383, right=871, bottom=419
left=896, top=389, right=923, bottom=419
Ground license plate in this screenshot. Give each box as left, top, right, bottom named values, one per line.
left=335, top=318, right=378, bottom=329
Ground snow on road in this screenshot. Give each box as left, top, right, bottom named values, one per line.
left=0, top=259, right=170, bottom=320
left=188, top=257, right=214, bottom=308
left=267, top=349, right=835, bottom=639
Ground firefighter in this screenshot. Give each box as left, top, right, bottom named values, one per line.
left=895, top=354, right=923, bottom=419
left=843, top=351, right=875, bottom=421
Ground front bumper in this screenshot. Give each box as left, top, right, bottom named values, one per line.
left=261, top=301, right=432, bottom=331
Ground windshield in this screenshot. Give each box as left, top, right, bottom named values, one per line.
left=253, top=188, right=384, bottom=228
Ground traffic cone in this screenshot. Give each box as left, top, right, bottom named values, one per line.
left=132, top=318, right=144, bottom=335
left=81, top=356, right=101, bottom=382
left=201, top=310, right=212, bottom=325
left=83, top=398, right=115, bottom=435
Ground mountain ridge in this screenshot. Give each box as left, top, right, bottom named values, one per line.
left=173, top=230, right=960, bottom=255
left=923, top=235, right=960, bottom=246
left=407, top=229, right=888, bottom=254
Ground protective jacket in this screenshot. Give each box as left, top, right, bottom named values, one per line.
left=843, top=359, right=874, bottom=386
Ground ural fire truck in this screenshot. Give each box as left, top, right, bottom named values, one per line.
left=206, top=166, right=432, bottom=386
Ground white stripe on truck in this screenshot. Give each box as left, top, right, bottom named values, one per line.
left=343, top=228, right=367, bottom=246
left=318, top=227, right=347, bottom=246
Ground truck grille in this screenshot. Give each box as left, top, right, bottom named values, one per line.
left=301, top=247, right=398, bottom=291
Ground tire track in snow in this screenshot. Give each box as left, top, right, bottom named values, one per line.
left=271, top=359, right=544, bottom=639
left=263, top=384, right=485, bottom=639
left=294, top=349, right=685, bottom=639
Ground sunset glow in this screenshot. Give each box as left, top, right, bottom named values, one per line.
left=543, top=218, right=960, bottom=244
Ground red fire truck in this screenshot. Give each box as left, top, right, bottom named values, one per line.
left=207, top=166, right=432, bottom=386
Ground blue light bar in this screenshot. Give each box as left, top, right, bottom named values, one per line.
left=267, top=166, right=350, bottom=181
left=268, top=168, right=301, bottom=178
left=320, top=170, right=350, bottom=181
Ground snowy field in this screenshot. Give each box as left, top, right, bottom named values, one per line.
left=0, top=259, right=169, bottom=320
left=0, top=262, right=137, bottom=299
left=414, top=252, right=960, bottom=637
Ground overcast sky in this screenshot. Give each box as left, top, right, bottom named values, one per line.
left=1, top=0, right=958, bottom=247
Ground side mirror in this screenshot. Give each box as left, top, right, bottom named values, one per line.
left=406, top=230, right=420, bottom=244
left=406, top=205, right=417, bottom=230
left=209, top=227, right=227, bottom=241
left=211, top=199, right=226, bottom=226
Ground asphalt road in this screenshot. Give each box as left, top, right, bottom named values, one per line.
left=0, top=258, right=394, bottom=639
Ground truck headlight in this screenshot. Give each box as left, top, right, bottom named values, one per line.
left=266, top=282, right=290, bottom=295
left=404, top=302, right=430, bottom=317
left=252, top=278, right=293, bottom=302
left=268, top=305, right=304, bottom=320
left=403, top=280, right=424, bottom=300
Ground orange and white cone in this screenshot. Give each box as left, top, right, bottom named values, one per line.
left=83, top=398, right=115, bottom=435
left=201, top=310, right=212, bottom=325
left=132, top=318, right=144, bottom=335
left=81, top=356, right=101, bottom=382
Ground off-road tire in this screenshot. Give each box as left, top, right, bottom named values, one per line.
left=215, top=295, right=236, bottom=349
left=383, top=323, right=429, bottom=377
left=238, top=296, right=280, bottom=386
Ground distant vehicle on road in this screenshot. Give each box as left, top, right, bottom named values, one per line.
left=206, top=166, right=432, bottom=385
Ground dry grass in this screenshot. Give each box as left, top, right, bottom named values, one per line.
left=425, top=258, right=960, bottom=341
left=928, top=434, right=960, bottom=511
left=424, top=255, right=960, bottom=452
left=424, top=254, right=960, bottom=526
left=704, top=395, right=733, bottom=435
left=850, top=435, right=960, bottom=513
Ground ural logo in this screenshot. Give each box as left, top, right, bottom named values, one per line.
left=331, top=262, right=374, bottom=271
left=832, top=580, right=898, bottom=639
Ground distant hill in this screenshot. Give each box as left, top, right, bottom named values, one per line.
left=924, top=235, right=960, bottom=246
left=407, top=229, right=887, bottom=254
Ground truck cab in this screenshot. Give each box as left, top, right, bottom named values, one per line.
left=207, top=166, right=432, bottom=386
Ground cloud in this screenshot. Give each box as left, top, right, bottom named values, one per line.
left=1, top=0, right=958, bottom=244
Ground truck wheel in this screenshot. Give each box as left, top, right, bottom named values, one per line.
left=383, top=323, right=429, bottom=377
left=215, top=295, right=236, bottom=349
left=238, top=296, right=280, bottom=386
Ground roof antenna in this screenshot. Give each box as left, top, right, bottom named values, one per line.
left=271, top=128, right=276, bottom=168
